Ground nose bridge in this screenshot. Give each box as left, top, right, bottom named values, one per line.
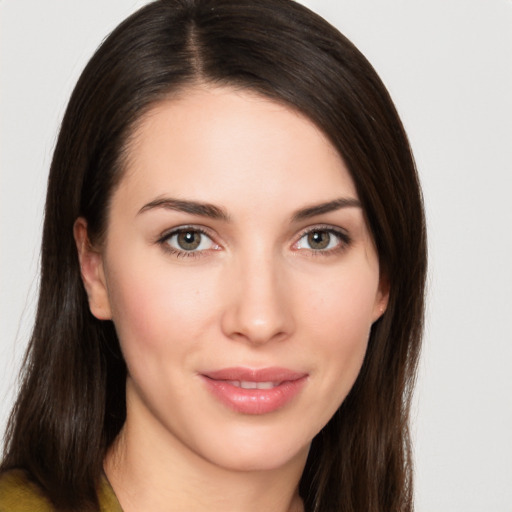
left=221, top=246, right=294, bottom=344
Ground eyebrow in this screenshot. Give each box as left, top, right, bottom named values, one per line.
left=138, top=197, right=230, bottom=221
left=291, top=197, right=361, bottom=221
left=138, top=196, right=360, bottom=222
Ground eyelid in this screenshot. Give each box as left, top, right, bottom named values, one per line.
left=156, top=224, right=221, bottom=258
left=155, top=223, right=351, bottom=258
left=157, top=224, right=214, bottom=241
left=292, top=224, right=351, bottom=253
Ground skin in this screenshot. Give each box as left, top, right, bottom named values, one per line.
left=75, top=86, right=388, bottom=512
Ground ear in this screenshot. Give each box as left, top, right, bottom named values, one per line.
left=73, top=217, right=112, bottom=320
left=372, top=272, right=390, bottom=323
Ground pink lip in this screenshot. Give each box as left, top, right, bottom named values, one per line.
left=201, top=367, right=308, bottom=415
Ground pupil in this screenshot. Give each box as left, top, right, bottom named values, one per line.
left=178, top=231, right=201, bottom=250
left=308, top=231, right=329, bottom=250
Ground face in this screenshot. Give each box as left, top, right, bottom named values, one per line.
left=76, top=86, right=388, bottom=473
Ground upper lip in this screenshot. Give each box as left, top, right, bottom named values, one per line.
left=202, top=367, right=308, bottom=383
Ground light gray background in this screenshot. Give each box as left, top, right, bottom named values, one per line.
left=1, top=1, right=511, bottom=510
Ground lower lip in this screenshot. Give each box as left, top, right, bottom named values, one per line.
left=201, top=376, right=307, bottom=415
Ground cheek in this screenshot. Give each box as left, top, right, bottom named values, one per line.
left=305, top=266, right=378, bottom=340
left=301, top=265, right=379, bottom=386
left=105, top=256, right=220, bottom=360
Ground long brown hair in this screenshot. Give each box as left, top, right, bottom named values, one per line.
left=1, top=1, right=427, bottom=510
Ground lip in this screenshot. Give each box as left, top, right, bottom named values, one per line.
left=200, top=367, right=308, bottom=415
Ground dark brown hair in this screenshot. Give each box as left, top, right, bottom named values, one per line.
left=1, top=1, right=427, bottom=510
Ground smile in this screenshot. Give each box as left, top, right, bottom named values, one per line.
left=227, top=381, right=280, bottom=390
left=201, top=367, right=308, bottom=415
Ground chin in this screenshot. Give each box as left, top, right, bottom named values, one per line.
left=195, top=428, right=311, bottom=474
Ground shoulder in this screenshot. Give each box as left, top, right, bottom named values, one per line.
left=0, top=469, right=54, bottom=512
left=0, top=469, right=122, bottom=512
left=98, top=475, right=123, bottom=512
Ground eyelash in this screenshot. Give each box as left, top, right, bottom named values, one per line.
left=293, top=225, right=351, bottom=256
left=156, top=224, right=351, bottom=259
left=157, top=226, right=218, bottom=259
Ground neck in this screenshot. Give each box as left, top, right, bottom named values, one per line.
left=104, top=389, right=308, bottom=512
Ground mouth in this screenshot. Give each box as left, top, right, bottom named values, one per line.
left=200, top=367, right=308, bottom=415
left=226, top=380, right=282, bottom=390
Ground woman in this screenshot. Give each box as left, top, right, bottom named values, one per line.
left=0, top=0, right=426, bottom=511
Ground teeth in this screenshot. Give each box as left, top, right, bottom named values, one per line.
left=229, top=380, right=279, bottom=390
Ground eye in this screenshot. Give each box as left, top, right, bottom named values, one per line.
left=160, top=227, right=218, bottom=256
left=294, top=227, right=350, bottom=253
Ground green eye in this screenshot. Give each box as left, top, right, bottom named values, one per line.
left=176, top=230, right=202, bottom=250
left=295, top=228, right=349, bottom=252
left=163, top=228, right=217, bottom=254
left=306, top=231, right=331, bottom=250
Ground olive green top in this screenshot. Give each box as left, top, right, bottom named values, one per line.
left=0, top=470, right=123, bottom=512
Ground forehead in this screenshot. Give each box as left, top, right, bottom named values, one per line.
left=116, top=85, right=357, bottom=213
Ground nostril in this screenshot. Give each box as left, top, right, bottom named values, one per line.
left=219, top=260, right=295, bottom=344
left=220, top=298, right=294, bottom=345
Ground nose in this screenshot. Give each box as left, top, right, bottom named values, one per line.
left=220, top=252, right=295, bottom=345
